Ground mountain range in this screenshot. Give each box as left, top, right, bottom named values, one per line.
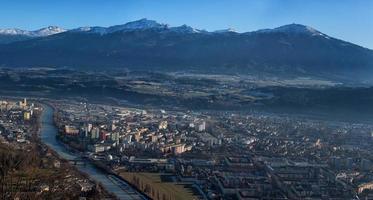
left=0, top=26, right=66, bottom=44
left=0, top=18, right=372, bottom=82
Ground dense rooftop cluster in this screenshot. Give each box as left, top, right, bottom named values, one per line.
left=53, top=100, right=373, bottom=199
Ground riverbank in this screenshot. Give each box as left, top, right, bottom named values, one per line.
left=40, top=104, right=146, bottom=200
left=0, top=100, right=111, bottom=199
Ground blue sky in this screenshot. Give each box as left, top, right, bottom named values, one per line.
left=1, top=0, right=372, bottom=49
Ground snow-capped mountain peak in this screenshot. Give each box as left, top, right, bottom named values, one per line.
left=0, top=26, right=66, bottom=37
left=107, top=18, right=168, bottom=33
left=256, top=24, right=326, bottom=37
left=273, top=24, right=320, bottom=34
left=0, top=28, right=30, bottom=35
left=169, top=24, right=203, bottom=33
left=72, top=26, right=107, bottom=35
left=32, top=26, right=66, bottom=36
left=214, top=28, right=237, bottom=33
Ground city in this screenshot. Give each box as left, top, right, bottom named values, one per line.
left=51, top=100, right=373, bottom=199
left=2, top=97, right=372, bottom=199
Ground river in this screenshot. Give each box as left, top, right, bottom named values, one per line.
left=40, top=105, right=146, bottom=200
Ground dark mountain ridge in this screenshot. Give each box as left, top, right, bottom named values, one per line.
left=0, top=19, right=372, bottom=82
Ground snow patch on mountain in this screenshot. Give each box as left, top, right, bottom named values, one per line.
left=0, top=28, right=30, bottom=35
left=214, top=28, right=237, bottom=33
left=32, top=26, right=66, bottom=36
left=255, top=24, right=329, bottom=39
left=168, top=25, right=205, bottom=33
left=107, top=18, right=168, bottom=33
left=0, top=26, right=66, bottom=37
left=72, top=26, right=107, bottom=35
